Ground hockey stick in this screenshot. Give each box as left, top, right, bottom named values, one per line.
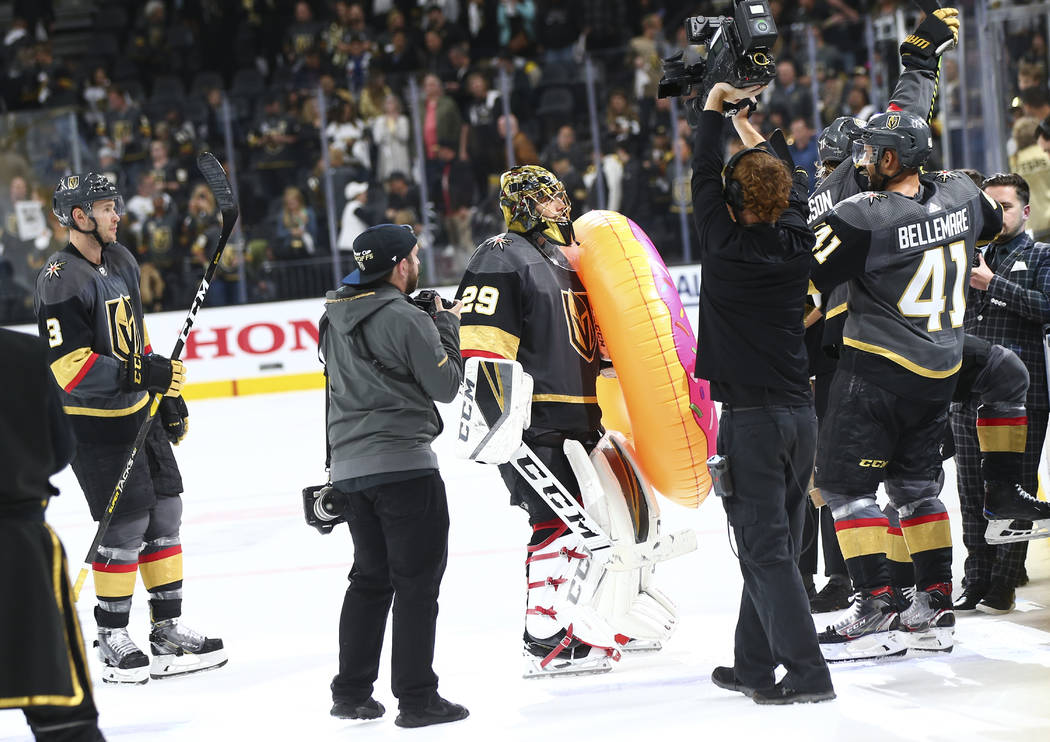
left=72, top=153, right=237, bottom=601
left=509, top=443, right=696, bottom=571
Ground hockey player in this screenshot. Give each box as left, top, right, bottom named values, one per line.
left=0, top=328, right=105, bottom=742
left=809, top=111, right=1004, bottom=661
left=34, top=173, right=225, bottom=684
left=456, top=165, right=669, bottom=677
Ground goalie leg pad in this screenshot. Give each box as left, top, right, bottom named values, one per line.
left=455, top=358, right=533, bottom=464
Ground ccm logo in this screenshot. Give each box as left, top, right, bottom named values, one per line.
left=858, top=459, right=888, bottom=468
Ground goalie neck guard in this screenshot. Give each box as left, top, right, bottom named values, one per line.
left=500, top=165, right=575, bottom=248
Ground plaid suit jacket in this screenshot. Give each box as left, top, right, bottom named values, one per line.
left=964, top=232, right=1050, bottom=411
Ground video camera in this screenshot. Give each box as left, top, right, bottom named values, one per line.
left=657, top=0, right=778, bottom=109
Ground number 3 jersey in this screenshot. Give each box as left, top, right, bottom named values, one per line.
left=34, top=243, right=152, bottom=443
left=456, top=231, right=602, bottom=438
left=810, top=171, right=1003, bottom=401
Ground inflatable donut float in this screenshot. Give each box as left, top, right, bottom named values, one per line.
left=569, top=210, right=716, bottom=508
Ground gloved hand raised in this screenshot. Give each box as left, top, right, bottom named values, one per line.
left=159, top=395, right=189, bottom=444
left=900, top=7, right=960, bottom=69
left=122, top=353, right=186, bottom=397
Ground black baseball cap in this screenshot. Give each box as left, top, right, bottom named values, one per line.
left=341, top=224, right=418, bottom=286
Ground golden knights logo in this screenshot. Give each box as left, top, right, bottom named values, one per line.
left=866, top=192, right=889, bottom=204
left=66, top=175, right=80, bottom=189
left=560, top=290, right=597, bottom=362
left=105, top=295, right=139, bottom=360
left=886, top=113, right=901, bottom=129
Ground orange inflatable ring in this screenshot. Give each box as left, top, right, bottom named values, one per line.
left=569, top=210, right=717, bottom=508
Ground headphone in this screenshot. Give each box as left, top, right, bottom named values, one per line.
left=722, top=146, right=770, bottom=214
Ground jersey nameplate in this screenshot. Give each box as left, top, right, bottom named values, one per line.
left=897, top=207, right=970, bottom=251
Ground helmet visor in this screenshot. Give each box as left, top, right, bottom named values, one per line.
left=852, top=140, right=881, bottom=168
left=84, top=195, right=125, bottom=220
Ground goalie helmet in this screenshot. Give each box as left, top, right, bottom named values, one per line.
left=852, top=110, right=932, bottom=171
left=53, top=172, right=125, bottom=227
left=499, top=165, right=574, bottom=246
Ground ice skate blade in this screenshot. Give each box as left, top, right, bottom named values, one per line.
left=619, top=639, right=663, bottom=653
left=902, top=627, right=954, bottom=653
left=522, top=656, right=613, bottom=679
left=820, top=631, right=907, bottom=663
left=984, top=518, right=1050, bottom=544
left=150, top=648, right=228, bottom=679
left=101, top=665, right=150, bottom=685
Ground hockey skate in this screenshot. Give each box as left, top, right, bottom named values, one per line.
left=983, top=481, right=1050, bottom=544
left=617, top=637, right=663, bottom=653
left=149, top=619, right=227, bottom=679
left=522, top=638, right=613, bottom=679
left=899, top=584, right=954, bottom=654
left=817, top=587, right=906, bottom=662
left=96, top=627, right=150, bottom=684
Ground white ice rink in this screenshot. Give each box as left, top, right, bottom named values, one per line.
left=2, top=389, right=1049, bottom=742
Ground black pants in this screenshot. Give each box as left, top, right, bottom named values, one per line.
left=799, top=371, right=847, bottom=580
left=717, top=404, right=832, bottom=693
left=331, top=471, right=450, bottom=711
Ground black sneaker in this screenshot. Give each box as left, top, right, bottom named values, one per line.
left=977, top=584, right=1015, bottom=615
left=952, top=586, right=986, bottom=612
left=810, top=576, right=852, bottom=614
left=711, top=666, right=762, bottom=697
left=752, top=681, right=836, bottom=705
left=394, top=695, right=469, bottom=728
left=331, top=697, right=385, bottom=720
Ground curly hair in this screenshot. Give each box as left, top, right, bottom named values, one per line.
left=731, top=152, right=792, bottom=224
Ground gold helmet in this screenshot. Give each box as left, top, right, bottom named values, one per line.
left=499, top=165, right=573, bottom=245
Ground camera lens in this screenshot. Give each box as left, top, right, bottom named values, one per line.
left=313, top=487, right=346, bottom=522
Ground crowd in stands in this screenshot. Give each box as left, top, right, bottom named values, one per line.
left=0, top=0, right=1047, bottom=324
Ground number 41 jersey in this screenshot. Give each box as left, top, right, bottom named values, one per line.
left=810, top=171, right=1003, bottom=401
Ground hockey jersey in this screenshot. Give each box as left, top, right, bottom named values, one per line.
left=456, top=231, right=602, bottom=437
left=34, top=243, right=153, bottom=443
left=810, top=171, right=1003, bottom=401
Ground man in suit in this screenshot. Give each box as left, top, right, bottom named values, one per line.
left=950, top=172, right=1050, bottom=614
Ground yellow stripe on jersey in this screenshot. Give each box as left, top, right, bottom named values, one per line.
left=49, top=347, right=95, bottom=389
left=842, top=337, right=962, bottom=378
left=825, top=302, right=847, bottom=319
left=461, top=324, right=520, bottom=359
left=63, top=393, right=150, bottom=418
left=532, top=394, right=599, bottom=404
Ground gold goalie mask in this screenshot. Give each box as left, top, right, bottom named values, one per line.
left=499, top=165, right=575, bottom=246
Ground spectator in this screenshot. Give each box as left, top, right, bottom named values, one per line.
left=326, top=94, right=371, bottom=173
left=96, top=84, right=152, bottom=182
left=434, top=137, right=476, bottom=276
left=337, top=181, right=377, bottom=251
left=843, top=85, right=876, bottom=122
left=628, top=13, right=666, bottom=100
left=536, top=0, right=581, bottom=66
left=247, top=93, right=301, bottom=204
left=124, top=172, right=165, bottom=240
left=345, top=33, right=372, bottom=96
left=766, top=58, right=813, bottom=124
left=541, top=124, right=586, bottom=172
left=498, top=0, right=536, bottom=54
left=421, top=73, right=465, bottom=191
left=284, top=1, right=326, bottom=67
left=1021, top=87, right=1050, bottom=124
left=372, top=95, right=412, bottom=182
left=788, top=117, right=819, bottom=191
left=498, top=113, right=540, bottom=167
left=358, top=70, right=393, bottom=121
left=425, top=3, right=466, bottom=50
left=1010, top=117, right=1050, bottom=240
left=604, top=88, right=641, bottom=151
left=141, top=186, right=184, bottom=311
left=383, top=172, right=422, bottom=227
left=274, top=186, right=319, bottom=259
left=443, top=43, right=473, bottom=110
left=462, top=0, right=500, bottom=58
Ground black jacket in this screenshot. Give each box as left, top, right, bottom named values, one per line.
left=691, top=110, right=814, bottom=405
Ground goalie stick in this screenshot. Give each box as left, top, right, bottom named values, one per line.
left=72, top=153, right=238, bottom=601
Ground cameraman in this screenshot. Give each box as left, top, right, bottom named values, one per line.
left=319, top=224, right=468, bottom=728
left=692, top=83, right=834, bottom=705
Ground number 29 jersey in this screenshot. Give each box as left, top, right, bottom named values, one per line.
left=456, top=232, right=602, bottom=438
left=809, top=171, right=1003, bottom=401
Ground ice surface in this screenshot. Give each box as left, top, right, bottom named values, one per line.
left=2, top=390, right=1048, bottom=741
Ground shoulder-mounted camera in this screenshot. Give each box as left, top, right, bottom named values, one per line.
left=658, top=0, right=778, bottom=109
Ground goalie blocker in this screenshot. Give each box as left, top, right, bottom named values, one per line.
left=456, top=358, right=697, bottom=671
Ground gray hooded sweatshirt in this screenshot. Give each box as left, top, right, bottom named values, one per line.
left=322, top=282, right=463, bottom=482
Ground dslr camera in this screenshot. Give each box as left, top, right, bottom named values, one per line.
left=412, top=289, right=455, bottom=319
left=658, top=0, right=778, bottom=107
left=302, top=483, right=348, bottom=535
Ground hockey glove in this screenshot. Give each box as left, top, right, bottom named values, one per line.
left=122, top=353, right=186, bottom=397
left=159, top=395, right=189, bottom=444
left=900, top=7, right=959, bottom=70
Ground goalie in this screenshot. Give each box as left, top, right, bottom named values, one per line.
left=455, top=166, right=689, bottom=678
